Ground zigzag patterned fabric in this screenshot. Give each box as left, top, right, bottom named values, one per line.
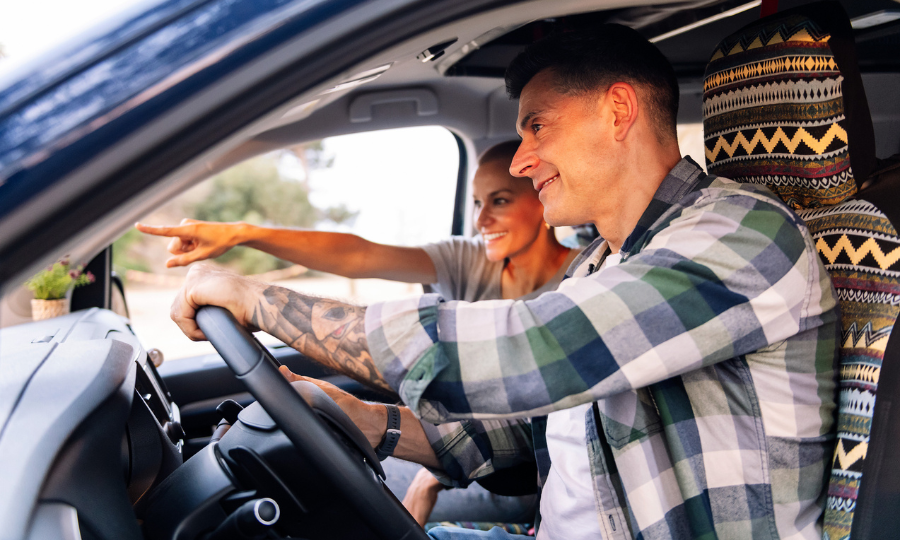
left=797, top=201, right=900, bottom=540
left=703, top=14, right=856, bottom=208
left=703, top=11, right=899, bottom=540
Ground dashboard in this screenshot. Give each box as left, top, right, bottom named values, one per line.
left=0, top=308, right=409, bottom=540
left=0, top=308, right=183, bottom=540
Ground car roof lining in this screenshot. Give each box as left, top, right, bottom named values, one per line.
left=224, top=0, right=900, bottom=165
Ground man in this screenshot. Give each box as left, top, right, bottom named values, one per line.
left=172, top=25, right=838, bottom=539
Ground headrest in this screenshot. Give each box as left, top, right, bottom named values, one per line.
left=702, top=2, right=875, bottom=210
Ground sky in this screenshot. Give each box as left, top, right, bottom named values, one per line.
left=297, top=127, right=461, bottom=246
left=0, top=0, right=149, bottom=78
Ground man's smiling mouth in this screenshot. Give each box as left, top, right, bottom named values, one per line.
left=536, top=174, right=559, bottom=192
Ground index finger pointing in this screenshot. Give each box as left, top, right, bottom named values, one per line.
left=136, top=222, right=186, bottom=238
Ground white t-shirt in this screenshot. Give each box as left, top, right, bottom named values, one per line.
left=537, top=246, right=621, bottom=540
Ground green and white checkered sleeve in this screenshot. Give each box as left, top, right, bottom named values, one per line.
left=417, top=418, right=535, bottom=487
left=367, top=188, right=835, bottom=424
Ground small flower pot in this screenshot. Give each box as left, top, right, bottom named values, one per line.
left=31, top=298, right=69, bottom=321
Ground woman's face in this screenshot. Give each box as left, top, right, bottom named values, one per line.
left=473, top=157, right=547, bottom=262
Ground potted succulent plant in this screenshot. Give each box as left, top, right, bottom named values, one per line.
left=25, top=258, right=95, bottom=320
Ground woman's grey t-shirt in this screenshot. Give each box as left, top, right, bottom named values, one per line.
left=421, top=236, right=578, bottom=302
left=384, top=236, right=577, bottom=519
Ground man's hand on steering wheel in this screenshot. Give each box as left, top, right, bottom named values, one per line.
left=278, top=366, right=388, bottom=449
left=171, top=263, right=264, bottom=341
left=171, top=261, right=398, bottom=396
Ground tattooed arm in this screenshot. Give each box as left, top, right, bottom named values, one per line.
left=171, top=263, right=394, bottom=395
left=250, top=286, right=393, bottom=394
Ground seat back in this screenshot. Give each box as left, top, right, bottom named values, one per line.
left=702, top=3, right=900, bottom=538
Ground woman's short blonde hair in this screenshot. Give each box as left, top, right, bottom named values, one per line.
left=477, top=140, right=521, bottom=167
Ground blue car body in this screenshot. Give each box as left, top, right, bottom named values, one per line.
left=0, top=0, right=502, bottom=288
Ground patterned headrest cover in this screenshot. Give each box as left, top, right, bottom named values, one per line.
left=702, top=6, right=872, bottom=209
left=704, top=5, right=893, bottom=540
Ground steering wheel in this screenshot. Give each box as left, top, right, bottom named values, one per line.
left=195, top=305, right=428, bottom=540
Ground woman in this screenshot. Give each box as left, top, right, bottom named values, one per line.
left=137, top=141, right=574, bottom=302
left=137, top=140, right=579, bottom=525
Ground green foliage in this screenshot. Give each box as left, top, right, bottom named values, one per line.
left=193, top=157, right=318, bottom=228
left=225, top=246, right=286, bottom=275
left=115, top=144, right=353, bottom=276
left=113, top=228, right=152, bottom=280
left=25, top=258, right=95, bottom=300
left=299, top=141, right=334, bottom=170
left=191, top=156, right=320, bottom=273
left=322, top=203, right=358, bottom=226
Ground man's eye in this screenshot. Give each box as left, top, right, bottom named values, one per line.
left=531, top=123, right=543, bottom=133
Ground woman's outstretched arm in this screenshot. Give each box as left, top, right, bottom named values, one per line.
left=136, top=219, right=437, bottom=283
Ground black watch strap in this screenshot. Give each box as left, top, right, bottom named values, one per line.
left=375, top=404, right=401, bottom=461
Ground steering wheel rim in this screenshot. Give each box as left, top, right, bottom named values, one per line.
left=196, top=305, right=428, bottom=540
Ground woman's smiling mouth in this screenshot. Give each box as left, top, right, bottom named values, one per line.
left=483, top=231, right=508, bottom=242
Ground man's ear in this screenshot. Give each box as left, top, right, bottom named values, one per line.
left=606, top=82, right=639, bottom=141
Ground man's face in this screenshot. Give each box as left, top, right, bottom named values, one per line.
left=509, top=69, right=621, bottom=227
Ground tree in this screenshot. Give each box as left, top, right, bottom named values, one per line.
left=193, top=156, right=318, bottom=229
left=289, top=140, right=334, bottom=174
left=116, top=143, right=356, bottom=276
left=191, top=154, right=319, bottom=274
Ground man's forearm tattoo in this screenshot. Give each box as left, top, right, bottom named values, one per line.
left=250, top=286, right=394, bottom=395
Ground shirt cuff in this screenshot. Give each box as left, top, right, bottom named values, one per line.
left=365, top=293, right=444, bottom=413
left=418, top=420, right=480, bottom=488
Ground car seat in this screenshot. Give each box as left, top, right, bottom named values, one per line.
left=702, top=3, right=900, bottom=538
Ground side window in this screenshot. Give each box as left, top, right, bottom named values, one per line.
left=116, top=126, right=460, bottom=360
left=677, top=123, right=707, bottom=171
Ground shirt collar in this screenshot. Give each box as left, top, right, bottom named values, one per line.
left=619, top=156, right=710, bottom=255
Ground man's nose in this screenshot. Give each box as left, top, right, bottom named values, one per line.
left=509, top=140, right=538, bottom=178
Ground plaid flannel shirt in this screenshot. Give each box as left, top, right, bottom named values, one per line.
left=366, top=158, right=839, bottom=539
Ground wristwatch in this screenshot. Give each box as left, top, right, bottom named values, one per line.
left=374, top=403, right=401, bottom=461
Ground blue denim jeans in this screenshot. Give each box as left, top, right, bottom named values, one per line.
left=427, top=526, right=533, bottom=539
left=382, top=458, right=537, bottom=524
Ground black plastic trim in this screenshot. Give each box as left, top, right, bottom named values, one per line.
left=71, top=247, right=112, bottom=312
left=450, top=132, right=469, bottom=236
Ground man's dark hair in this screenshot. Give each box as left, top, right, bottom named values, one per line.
left=506, top=24, right=679, bottom=141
